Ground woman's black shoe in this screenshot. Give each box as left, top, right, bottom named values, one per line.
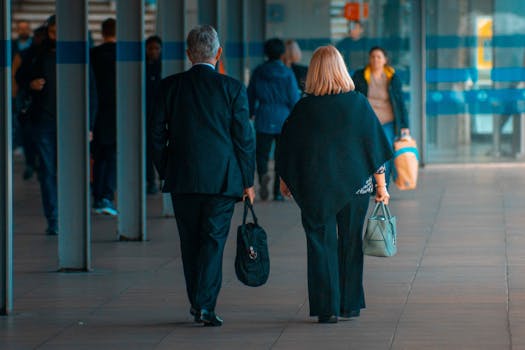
left=318, top=315, right=338, bottom=324
left=340, top=310, right=360, bottom=319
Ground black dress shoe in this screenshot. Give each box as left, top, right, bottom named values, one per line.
left=200, top=309, right=223, bottom=327
left=318, top=315, right=338, bottom=324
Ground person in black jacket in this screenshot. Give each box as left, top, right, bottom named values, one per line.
left=17, top=16, right=97, bottom=235
left=151, top=25, right=255, bottom=327
left=90, top=18, right=117, bottom=216
left=11, top=20, right=33, bottom=151
left=23, top=16, right=58, bottom=235
left=277, top=46, right=392, bottom=324
left=145, top=35, right=162, bottom=195
left=352, top=46, right=409, bottom=187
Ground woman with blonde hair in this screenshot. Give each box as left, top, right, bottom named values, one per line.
left=277, top=45, right=392, bottom=323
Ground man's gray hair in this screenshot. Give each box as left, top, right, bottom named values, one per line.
left=186, top=25, right=220, bottom=62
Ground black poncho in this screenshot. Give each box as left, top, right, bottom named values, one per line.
left=276, top=91, right=393, bottom=223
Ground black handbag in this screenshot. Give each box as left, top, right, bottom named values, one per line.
left=235, top=199, right=270, bottom=287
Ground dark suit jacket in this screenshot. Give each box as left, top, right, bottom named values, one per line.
left=90, top=42, right=116, bottom=144
left=151, top=64, right=255, bottom=199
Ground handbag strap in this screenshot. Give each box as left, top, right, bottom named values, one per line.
left=372, top=202, right=392, bottom=220
left=241, top=199, right=260, bottom=257
left=242, top=198, right=259, bottom=226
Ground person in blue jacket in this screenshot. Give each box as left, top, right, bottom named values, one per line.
left=248, top=38, right=300, bottom=201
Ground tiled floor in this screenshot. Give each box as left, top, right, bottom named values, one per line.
left=2, top=162, right=525, bottom=349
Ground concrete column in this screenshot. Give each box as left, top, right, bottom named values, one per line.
left=410, top=0, right=426, bottom=165
left=159, top=0, right=186, bottom=76
left=56, top=0, right=91, bottom=271
left=158, top=0, right=186, bottom=216
left=198, top=0, right=219, bottom=28
left=246, top=0, right=265, bottom=73
left=219, top=0, right=245, bottom=81
left=116, top=0, right=147, bottom=240
left=0, top=0, right=13, bottom=315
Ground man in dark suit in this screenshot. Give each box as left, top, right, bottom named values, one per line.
left=151, top=25, right=255, bottom=327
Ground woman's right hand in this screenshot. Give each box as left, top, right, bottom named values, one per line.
left=375, top=186, right=390, bottom=205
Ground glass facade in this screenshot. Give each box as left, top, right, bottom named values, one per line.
left=426, top=0, right=525, bottom=163
left=269, top=0, right=525, bottom=164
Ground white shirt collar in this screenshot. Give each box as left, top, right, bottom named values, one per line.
left=193, top=62, right=216, bottom=70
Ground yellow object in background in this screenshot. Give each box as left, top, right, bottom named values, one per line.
left=477, top=16, right=493, bottom=70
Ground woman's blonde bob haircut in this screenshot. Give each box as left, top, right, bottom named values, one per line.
left=304, top=45, right=355, bottom=96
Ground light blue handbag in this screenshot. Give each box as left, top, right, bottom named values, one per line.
left=363, top=202, right=397, bottom=257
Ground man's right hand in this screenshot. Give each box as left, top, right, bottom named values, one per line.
left=243, top=186, right=255, bottom=204
left=30, top=78, right=46, bottom=91
left=280, top=178, right=292, bottom=198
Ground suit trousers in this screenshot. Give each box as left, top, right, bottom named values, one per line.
left=171, top=194, right=236, bottom=311
left=301, top=195, right=369, bottom=317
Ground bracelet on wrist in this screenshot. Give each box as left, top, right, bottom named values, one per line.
left=375, top=184, right=386, bottom=188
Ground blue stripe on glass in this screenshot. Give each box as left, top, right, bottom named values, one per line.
left=57, top=41, right=87, bottom=64
left=0, top=39, right=11, bottom=67
left=426, top=34, right=525, bottom=49
left=427, top=89, right=525, bottom=115
left=163, top=41, right=185, bottom=60
left=491, top=67, right=525, bottom=82
left=416, top=67, right=525, bottom=83
left=225, top=42, right=244, bottom=58
left=493, top=35, right=525, bottom=48
left=426, top=36, right=478, bottom=49
left=117, top=41, right=144, bottom=62
left=427, top=68, right=478, bottom=83
left=248, top=42, right=264, bottom=57
left=239, top=34, right=525, bottom=57
left=169, top=34, right=525, bottom=60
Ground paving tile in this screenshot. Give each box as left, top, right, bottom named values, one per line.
left=4, top=162, right=525, bottom=348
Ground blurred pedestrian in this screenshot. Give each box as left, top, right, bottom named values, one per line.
left=284, top=39, right=308, bottom=93
left=90, top=18, right=118, bottom=216
left=247, top=38, right=299, bottom=201
left=17, top=16, right=58, bottom=235
left=145, top=35, right=162, bottom=195
left=352, top=46, right=409, bottom=188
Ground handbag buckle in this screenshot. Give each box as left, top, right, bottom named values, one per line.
left=249, top=246, right=258, bottom=260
